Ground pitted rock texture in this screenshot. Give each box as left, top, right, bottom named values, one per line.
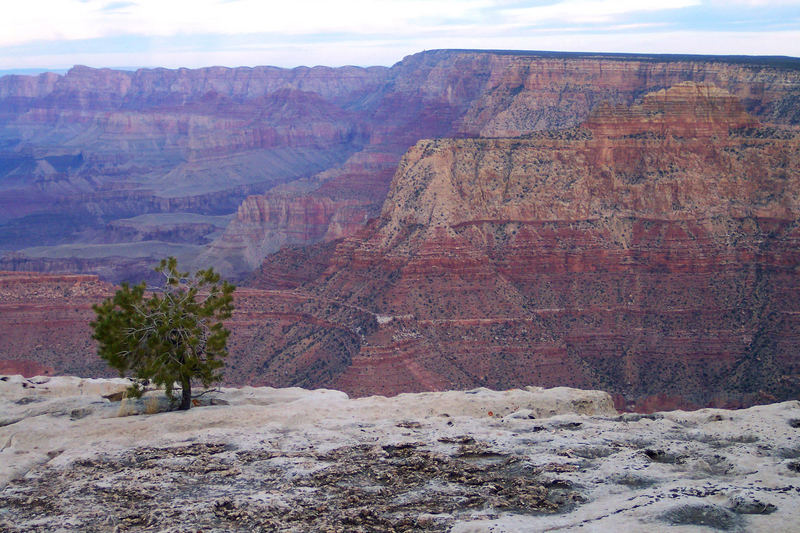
left=1, top=376, right=799, bottom=532
left=242, top=83, right=800, bottom=410
left=2, top=50, right=800, bottom=280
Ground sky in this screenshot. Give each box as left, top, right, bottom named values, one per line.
left=1, top=0, right=799, bottom=72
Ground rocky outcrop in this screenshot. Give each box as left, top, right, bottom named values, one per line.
left=1, top=375, right=799, bottom=532
left=2, top=50, right=800, bottom=281
left=244, top=83, right=800, bottom=410
left=198, top=194, right=370, bottom=278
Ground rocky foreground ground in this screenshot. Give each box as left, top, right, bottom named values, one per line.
left=1, top=376, right=799, bottom=531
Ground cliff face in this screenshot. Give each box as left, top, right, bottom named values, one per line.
left=6, top=83, right=800, bottom=411
left=12, top=82, right=799, bottom=414
left=370, top=50, right=800, bottom=142
left=0, top=272, right=112, bottom=377
left=2, top=51, right=800, bottom=280
left=245, top=83, right=800, bottom=410
left=4, top=52, right=800, bottom=409
left=0, top=269, right=373, bottom=391
left=197, top=194, right=370, bottom=276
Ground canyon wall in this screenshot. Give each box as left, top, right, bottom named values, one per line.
left=245, top=83, right=800, bottom=410
left=5, top=84, right=800, bottom=412
left=0, top=272, right=111, bottom=377
left=0, top=270, right=374, bottom=390
left=2, top=51, right=800, bottom=410
left=0, top=64, right=387, bottom=280
left=197, top=192, right=371, bottom=276
left=2, top=51, right=800, bottom=280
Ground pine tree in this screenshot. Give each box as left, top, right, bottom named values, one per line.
left=91, top=257, right=235, bottom=410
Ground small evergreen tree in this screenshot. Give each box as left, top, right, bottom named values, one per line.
left=91, top=257, right=235, bottom=410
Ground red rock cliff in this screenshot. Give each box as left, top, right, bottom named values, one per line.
left=0, top=270, right=372, bottom=389
left=244, top=82, right=800, bottom=410
left=0, top=272, right=113, bottom=377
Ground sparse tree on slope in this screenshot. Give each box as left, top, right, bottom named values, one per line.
left=91, top=257, right=235, bottom=410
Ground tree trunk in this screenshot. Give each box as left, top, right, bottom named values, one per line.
left=179, top=376, right=192, bottom=410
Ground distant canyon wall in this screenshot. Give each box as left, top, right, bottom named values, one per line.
left=1, top=50, right=800, bottom=279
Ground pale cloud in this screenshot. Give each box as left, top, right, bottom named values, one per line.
left=0, top=0, right=797, bottom=70
left=0, top=0, right=494, bottom=46
left=712, top=0, right=800, bottom=5
left=0, top=0, right=712, bottom=47
left=3, top=29, right=798, bottom=71
left=503, top=0, right=701, bottom=25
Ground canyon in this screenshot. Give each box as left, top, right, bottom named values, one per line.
left=1, top=51, right=800, bottom=411
left=2, top=50, right=800, bottom=280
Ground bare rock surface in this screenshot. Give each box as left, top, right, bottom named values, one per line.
left=1, top=376, right=799, bottom=531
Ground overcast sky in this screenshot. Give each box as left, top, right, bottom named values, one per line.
left=2, top=0, right=799, bottom=71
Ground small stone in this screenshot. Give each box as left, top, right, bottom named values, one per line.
left=661, top=504, right=744, bottom=530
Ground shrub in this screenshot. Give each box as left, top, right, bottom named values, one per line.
left=91, top=257, right=235, bottom=410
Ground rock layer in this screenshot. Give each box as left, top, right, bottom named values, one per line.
left=0, top=64, right=385, bottom=279
left=0, top=272, right=113, bottom=377
left=198, top=194, right=370, bottom=276
left=0, top=270, right=374, bottom=389
left=2, top=81, right=799, bottom=410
